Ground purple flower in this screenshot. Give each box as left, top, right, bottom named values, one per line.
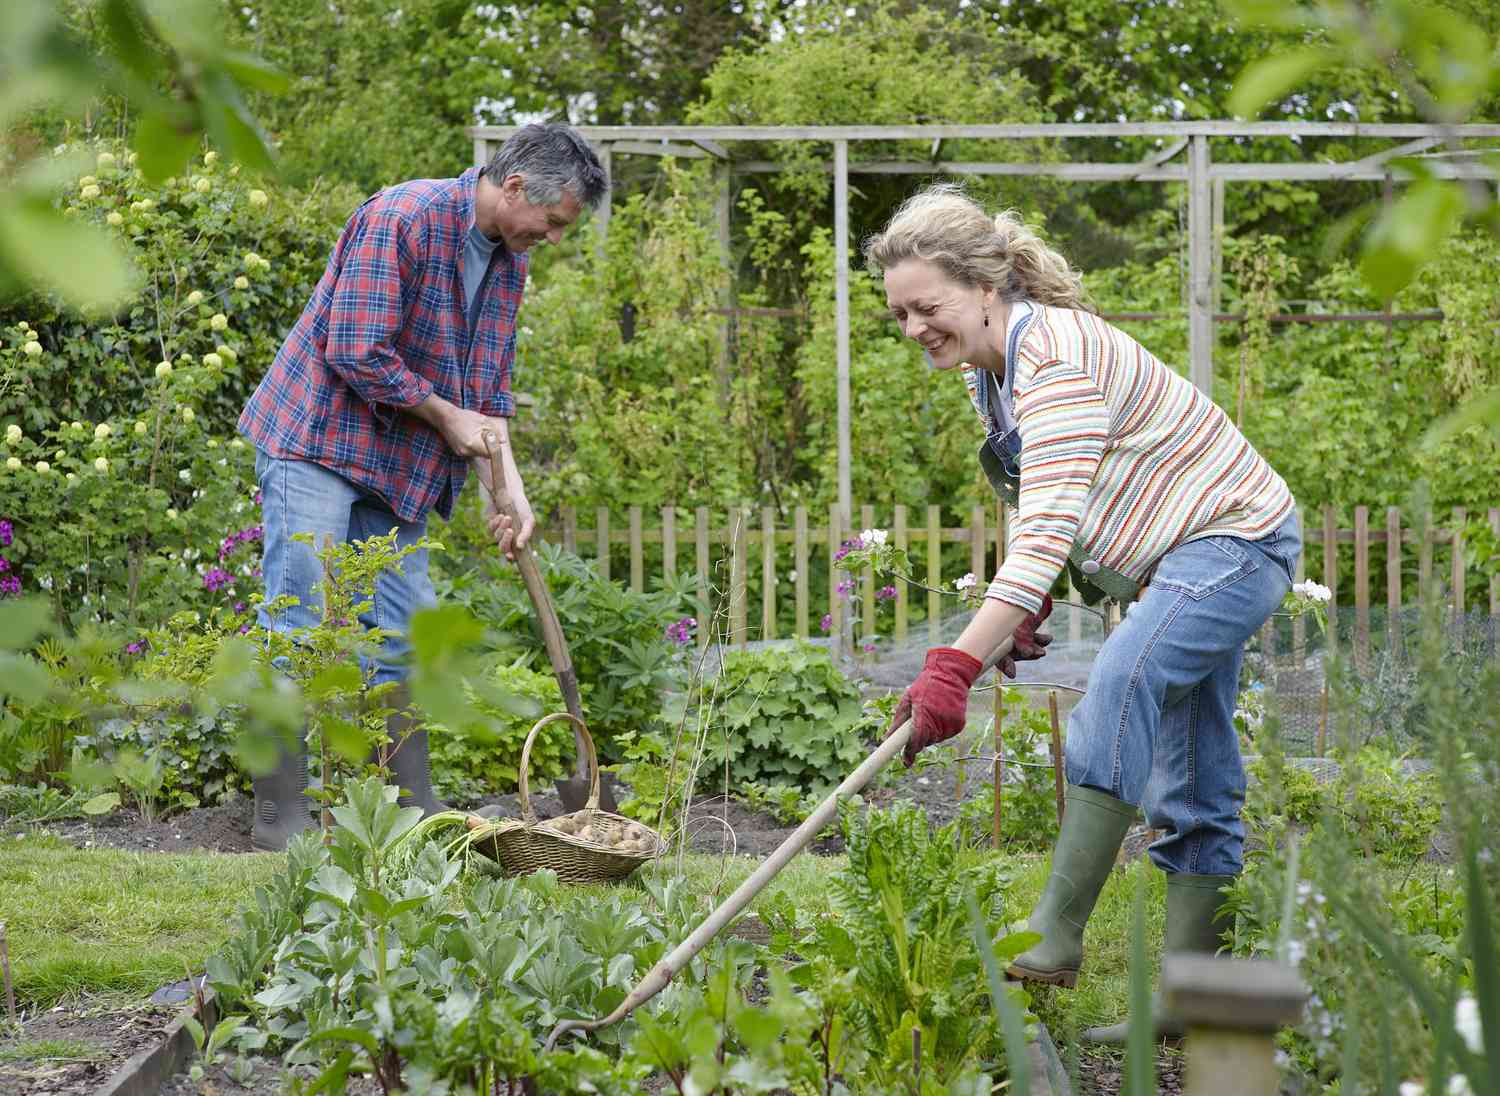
left=0, top=556, right=9, bottom=573
left=0, top=519, right=12, bottom=547
left=835, top=579, right=854, bottom=597
left=820, top=613, right=833, bottom=633
left=0, top=575, right=19, bottom=597
left=125, top=640, right=146, bottom=655
left=832, top=537, right=862, bottom=563
left=863, top=642, right=876, bottom=653
left=202, top=567, right=234, bottom=592
left=233, top=601, right=246, bottom=613
left=665, top=616, right=697, bottom=646
left=877, top=584, right=897, bottom=601
left=238, top=623, right=251, bottom=634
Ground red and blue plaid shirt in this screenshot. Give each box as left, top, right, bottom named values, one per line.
left=239, top=167, right=527, bottom=522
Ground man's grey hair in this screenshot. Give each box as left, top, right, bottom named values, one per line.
left=484, top=123, right=609, bottom=209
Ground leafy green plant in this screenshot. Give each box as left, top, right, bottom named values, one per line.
left=427, top=659, right=568, bottom=804
left=695, top=642, right=868, bottom=797
left=953, top=687, right=1064, bottom=852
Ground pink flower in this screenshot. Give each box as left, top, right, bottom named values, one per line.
left=876, top=584, right=896, bottom=601
left=820, top=613, right=833, bottom=633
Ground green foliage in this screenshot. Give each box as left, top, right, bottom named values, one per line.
left=440, top=544, right=690, bottom=759
left=696, top=642, right=869, bottom=796
left=428, top=660, right=568, bottom=804
left=782, top=799, right=1033, bottom=1089
left=70, top=708, right=247, bottom=813
left=954, top=688, right=1065, bottom=852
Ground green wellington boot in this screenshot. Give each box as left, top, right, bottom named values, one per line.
left=382, top=683, right=447, bottom=817
left=1082, top=871, right=1235, bottom=1044
left=251, top=739, right=314, bottom=852
left=1006, top=785, right=1137, bottom=988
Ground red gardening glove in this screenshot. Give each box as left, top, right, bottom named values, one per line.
left=1011, top=593, right=1055, bottom=664
left=888, top=647, right=984, bottom=767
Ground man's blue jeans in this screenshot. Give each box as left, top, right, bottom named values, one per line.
left=1064, top=514, right=1301, bottom=876
left=255, top=451, right=436, bottom=686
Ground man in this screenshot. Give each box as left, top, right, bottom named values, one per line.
left=238, top=123, right=608, bottom=851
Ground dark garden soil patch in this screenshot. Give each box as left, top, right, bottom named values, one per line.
left=38, top=800, right=256, bottom=855
left=0, top=999, right=172, bottom=1096
left=1073, top=1045, right=1185, bottom=1096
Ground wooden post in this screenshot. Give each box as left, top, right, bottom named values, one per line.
left=1419, top=506, right=1434, bottom=603
left=862, top=503, right=876, bottom=644
left=829, top=504, right=844, bottom=649
left=1490, top=508, right=1500, bottom=650
left=1162, top=955, right=1307, bottom=1096
left=1188, top=135, right=1215, bottom=396
left=894, top=504, right=909, bottom=643
left=596, top=505, right=611, bottom=581
left=629, top=505, right=644, bottom=593
left=970, top=505, right=985, bottom=589
left=993, top=669, right=1004, bottom=849
left=596, top=143, right=612, bottom=250
left=795, top=506, right=809, bottom=639
left=1452, top=507, right=1467, bottom=646
left=1354, top=505, right=1369, bottom=666
left=762, top=506, right=776, bottom=641
left=927, top=505, right=942, bottom=646
left=1322, top=505, right=1338, bottom=654
left=562, top=506, right=577, bottom=555
left=662, top=506, right=676, bottom=583
left=1048, top=690, right=1065, bottom=826
left=730, top=508, right=748, bottom=648
left=696, top=506, right=710, bottom=646
left=1387, top=505, right=1402, bottom=653
left=834, top=138, right=852, bottom=523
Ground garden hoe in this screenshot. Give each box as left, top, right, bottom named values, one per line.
left=482, top=432, right=618, bottom=813
left=542, top=636, right=1017, bottom=1052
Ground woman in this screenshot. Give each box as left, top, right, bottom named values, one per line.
left=865, top=185, right=1300, bottom=1042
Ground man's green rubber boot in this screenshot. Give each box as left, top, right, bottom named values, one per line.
left=1006, top=785, right=1137, bottom=988
left=250, top=741, right=314, bottom=852
left=1082, top=871, right=1235, bottom=1043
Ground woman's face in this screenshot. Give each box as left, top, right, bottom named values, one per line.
left=884, top=259, right=995, bottom=371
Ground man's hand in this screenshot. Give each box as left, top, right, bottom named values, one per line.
left=485, top=490, right=534, bottom=561
left=887, top=647, right=984, bottom=767
left=411, top=393, right=505, bottom=460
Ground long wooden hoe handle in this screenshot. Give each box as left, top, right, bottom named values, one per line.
left=543, top=635, right=1017, bottom=1052
left=481, top=432, right=588, bottom=769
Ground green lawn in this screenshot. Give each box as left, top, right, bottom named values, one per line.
left=0, top=834, right=282, bottom=1007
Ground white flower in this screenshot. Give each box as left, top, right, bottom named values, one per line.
left=206, top=438, right=218, bottom=448
left=1292, top=580, right=1332, bottom=603
left=69, top=421, right=81, bottom=431
left=228, top=438, right=244, bottom=449
left=210, top=313, right=228, bottom=331
left=179, top=468, right=191, bottom=482
left=79, top=175, right=97, bottom=187
left=166, top=508, right=178, bottom=520
left=34, top=460, right=50, bottom=473
left=106, top=211, right=123, bottom=226
left=5, top=457, right=20, bottom=471
left=5, top=424, right=21, bottom=444
left=233, top=276, right=249, bottom=290
left=859, top=528, right=888, bottom=548
left=788, top=570, right=797, bottom=583
left=94, top=423, right=111, bottom=440
left=135, top=421, right=147, bottom=435
left=215, top=344, right=237, bottom=363
left=23, top=340, right=42, bottom=357
left=955, top=572, right=978, bottom=592
left=202, top=352, right=223, bottom=369
left=203, top=150, right=218, bottom=166
left=181, top=407, right=195, bottom=423
left=66, top=472, right=76, bottom=483
left=96, top=152, right=116, bottom=169
left=186, top=290, right=204, bottom=306
left=1454, top=995, right=1481, bottom=1055
left=79, top=184, right=100, bottom=200
left=155, top=360, right=173, bottom=379
left=193, top=176, right=211, bottom=193
left=248, top=189, right=269, bottom=207
left=94, top=456, right=108, bottom=473
left=136, top=198, right=155, bottom=212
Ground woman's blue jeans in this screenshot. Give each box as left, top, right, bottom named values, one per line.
left=1064, top=514, right=1301, bottom=876
left=255, top=450, right=436, bottom=687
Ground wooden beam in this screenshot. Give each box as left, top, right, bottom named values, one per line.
left=1188, top=135, right=1214, bottom=396
left=1349, top=136, right=1443, bottom=170
left=729, top=158, right=1495, bottom=182
left=610, top=140, right=708, bottom=158
left=596, top=143, right=612, bottom=251
left=1141, top=136, right=1189, bottom=169
left=834, top=139, right=852, bottom=525
left=469, top=122, right=1500, bottom=141
left=693, top=137, right=730, bottom=159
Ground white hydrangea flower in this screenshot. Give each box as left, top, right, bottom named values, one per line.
left=34, top=460, right=50, bottom=473
left=94, top=456, right=108, bottom=473
left=1292, top=580, right=1332, bottom=602
left=94, top=423, right=111, bottom=440
left=5, top=424, right=21, bottom=444
left=6, top=457, right=21, bottom=471
left=859, top=528, right=888, bottom=548
left=96, top=152, right=116, bottom=168
left=955, top=572, right=978, bottom=592
left=248, top=189, right=269, bottom=207
left=79, top=184, right=100, bottom=200
left=155, top=360, right=173, bottom=379
left=210, top=313, right=228, bottom=331
left=23, top=341, right=42, bottom=357
left=179, top=468, right=191, bottom=481
left=186, top=290, right=204, bottom=306
left=135, top=421, right=148, bottom=435
left=202, top=353, right=223, bottom=369
left=233, top=276, right=249, bottom=290
left=106, top=211, right=123, bottom=226
left=181, top=407, right=195, bottom=423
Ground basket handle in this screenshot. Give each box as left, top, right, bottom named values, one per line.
left=517, top=711, right=599, bottom=825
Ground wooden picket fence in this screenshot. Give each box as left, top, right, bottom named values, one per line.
left=543, top=502, right=1500, bottom=654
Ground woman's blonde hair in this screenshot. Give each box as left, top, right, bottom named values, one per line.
left=863, top=183, right=1093, bottom=312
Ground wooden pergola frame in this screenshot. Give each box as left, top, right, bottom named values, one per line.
left=470, top=122, right=1500, bottom=520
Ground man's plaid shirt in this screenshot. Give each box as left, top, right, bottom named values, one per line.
left=239, top=167, right=527, bottom=522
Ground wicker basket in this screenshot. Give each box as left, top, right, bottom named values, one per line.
left=466, top=712, right=662, bottom=884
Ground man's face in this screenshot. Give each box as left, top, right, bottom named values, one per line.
left=478, top=172, right=583, bottom=252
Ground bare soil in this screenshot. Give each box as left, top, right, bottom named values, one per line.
left=0, top=999, right=172, bottom=1096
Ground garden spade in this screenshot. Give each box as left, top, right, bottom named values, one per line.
left=482, top=432, right=617, bottom=813
left=542, top=635, right=1016, bottom=1052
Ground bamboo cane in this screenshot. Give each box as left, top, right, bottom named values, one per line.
left=543, top=635, right=1016, bottom=1051
left=1048, top=689, right=1065, bottom=825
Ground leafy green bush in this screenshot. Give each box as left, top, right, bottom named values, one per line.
left=695, top=641, right=870, bottom=796
left=72, top=709, right=247, bottom=813
left=956, top=687, right=1065, bottom=851
left=428, top=660, right=570, bottom=804
left=438, top=544, right=691, bottom=762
